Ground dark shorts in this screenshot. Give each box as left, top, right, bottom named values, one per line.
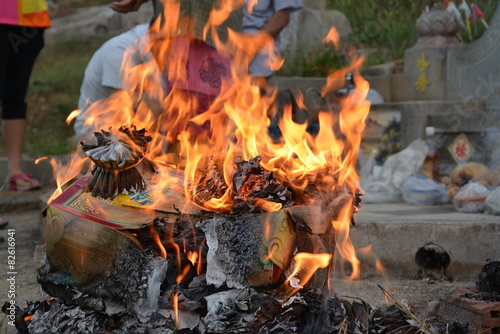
left=0, top=24, right=45, bottom=120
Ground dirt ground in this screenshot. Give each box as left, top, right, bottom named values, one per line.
left=1, top=210, right=46, bottom=334
left=0, top=209, right=478, bottom=333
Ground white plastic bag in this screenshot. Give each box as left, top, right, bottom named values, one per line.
left=402, top=177, right=448, bottom=205
left=362, top=182, right=402, bottom=203
left=358, top=148, right=378, bottom=188
left=484, top=187, right=500, bottom=215
left=453, top=182, right=491, bottom=213
left=377, top=139, right=429, bottom=190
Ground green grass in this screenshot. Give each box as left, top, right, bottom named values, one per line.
left=22, top=36, right=110, bottom=156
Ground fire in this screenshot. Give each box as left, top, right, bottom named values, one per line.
left=246, top=0, right=259, bottom=14
left=176, top=264, right=191, bottom=284
left=196, top=242, right=204, bottom=276
left=187, top=251, right=198, bottom=266
left=52, top=0, right=370, bottom=301
left=150, top=225, right=167, bottom=259
left=324, top=27, right=340, bottom=50
left=284, top=252, right=332, bottom=296
left=332, top=201, right=361, bottom=280
left=47, top=153, right=89, bottom=204
left=66, top=109, right=81, bottom=124
left=34, top=156, right=48, bottom=164
left=172, top=293, right=179, bottom=326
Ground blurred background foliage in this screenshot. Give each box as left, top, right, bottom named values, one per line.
left=24, top=36, right=109, bottom=155
left=279, top=0, right=497, bottom=76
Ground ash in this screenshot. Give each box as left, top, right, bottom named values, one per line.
left=200, top=214, right=271, bottom=289
left=36, top=237, right=168, bottom=322
left=16, top=277, right=425, bottom=334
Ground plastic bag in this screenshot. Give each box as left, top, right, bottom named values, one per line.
left=402, top=177, right=448, bottom=205
left=362, top=182, right=402, bottom=203
left=484, top=187, right=500, bottom=215
left=377, top=139, right=429, bottom=190
left=358, top=148, right=378, bottom=188
left=453, top=182, right=491, bottom=213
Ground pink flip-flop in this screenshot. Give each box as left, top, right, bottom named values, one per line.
left=7, top=173, right=42, bottom=191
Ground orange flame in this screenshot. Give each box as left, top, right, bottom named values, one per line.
left=172, top=293, right=179, bottom=326
left=66, top=109, right=81, bottom=124
left=324, top=27, right=340, bottom=50
left=246, top=0, right=258, bottom=14
left=187, top=251, right=198, bottom=265
left=47, top=153, right=88, bottom=204
left=197, top=241, right=205, bottom=275
left=332, top=202, right=360, bottom=280
left=284, top=252, right=331, bottom=297
left=375, top=259, right=387, bottom=279
left=50, top=3, right=369, bottom=293
left=34, top=156, right=48, bottom=164
left=176, top=264, right=191, bottom=284
left=150, top=225, right=167, bottom=259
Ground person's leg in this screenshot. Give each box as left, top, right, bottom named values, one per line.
left=2, top=119, right=28, bottom=176
left=0, top=25, right=44, bottom=189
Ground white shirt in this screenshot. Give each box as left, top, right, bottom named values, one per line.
left=75, top=24, right=151, bottom=142
left=242, top=0, right=303, bottom=77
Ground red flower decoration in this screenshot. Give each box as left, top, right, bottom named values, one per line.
left=455, top=142, right=468, bottom=159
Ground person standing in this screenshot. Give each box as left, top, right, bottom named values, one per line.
left=0, top=0, right=51, bottom=190
left=243, top=0, right=303, bottom=83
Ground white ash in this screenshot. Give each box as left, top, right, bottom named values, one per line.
left=199, top=214, right=267, bottom=289
left=18, top=275, right=427, bottom=334
left=24, top=299, right=175, bottom=334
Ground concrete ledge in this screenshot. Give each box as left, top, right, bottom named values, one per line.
left=369, top=100, right=486, bottom=146
left=0, top=188, right=51, bottom=214
left=353, top=203, right=500, bottom=279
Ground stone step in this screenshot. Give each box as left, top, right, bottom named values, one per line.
left=0, top=188, right=49, bottom=214
left=354, top=203, right=500, bottom=279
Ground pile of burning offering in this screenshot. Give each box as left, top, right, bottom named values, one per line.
left=7, top=2, right=439, bottom=334
left=17, top=120, right=367, bottom=333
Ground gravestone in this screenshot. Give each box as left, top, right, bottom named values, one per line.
left=445, top=4, right=500, bottom=109
left=404, top=3, right=500, bottom=110
left=280, top=6, right=352, bottom=59
left=302, top=0, right=327, bottom=10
